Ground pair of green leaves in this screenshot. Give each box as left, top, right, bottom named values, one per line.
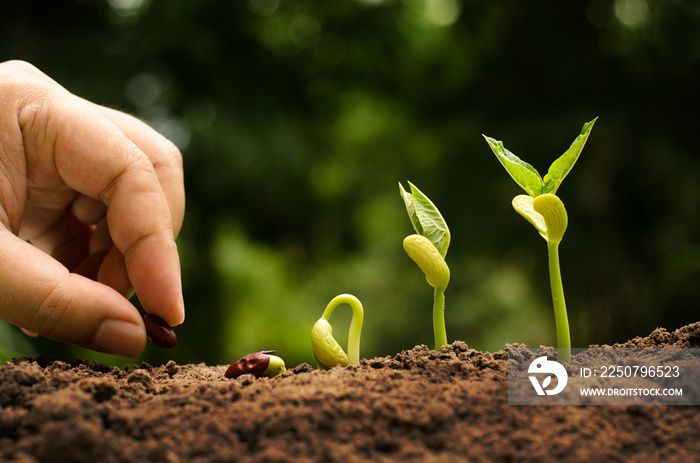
left=484, top=118, right=597, bottom=245
left=483, top=118, right=597, bottom=198
left=399, top=181, right=450, bottom=258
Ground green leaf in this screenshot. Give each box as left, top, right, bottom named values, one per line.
left=483, top=135, right=543, bottom=197
left=512, top=195, right=548, bottom=241
left=542, top=117, right=598, bottom=195
left=399, top=181, right=450, bottom=257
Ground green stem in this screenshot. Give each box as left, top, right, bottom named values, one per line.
left=322, top=294, right=364, bottom=365
left=433, top=287, right=447, bottom=350
left=547, top=242, right=571, bottom=361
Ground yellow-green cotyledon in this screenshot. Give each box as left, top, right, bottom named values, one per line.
left=402, top=234, right=450, bottom=291
left=311, top=318, right=349, bottom=369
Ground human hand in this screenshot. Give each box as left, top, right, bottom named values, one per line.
left=0, top=60, right=185, bottom=357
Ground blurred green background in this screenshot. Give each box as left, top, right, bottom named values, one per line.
left=1, top=0, right=699, bottom=368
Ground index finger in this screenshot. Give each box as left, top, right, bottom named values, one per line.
left=90, top=104, right=185, bottom=236
left=20, top=93, right=185, bottom=326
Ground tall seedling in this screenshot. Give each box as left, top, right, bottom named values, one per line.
left=484, top=118, right=597, bottom=360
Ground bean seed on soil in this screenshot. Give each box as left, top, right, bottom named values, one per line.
left=225, top=350, right=287, bottom=379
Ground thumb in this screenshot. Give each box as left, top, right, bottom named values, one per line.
left=0, top=229, right=146, bottom=357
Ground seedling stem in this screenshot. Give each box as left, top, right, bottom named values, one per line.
left=547, top=241, right=571, bottom=360
left=433, top=287, right=447, bottom=348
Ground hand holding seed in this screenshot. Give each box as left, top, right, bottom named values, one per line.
left=0, top=60, right=185, bottom=357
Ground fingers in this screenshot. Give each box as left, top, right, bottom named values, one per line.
left=14, top=64, right=185, bottom=327
left=49, top=104, right=184, bottom=326
left=72, top=103, right=186, bottom=326
left=28, top=209, right=92, bottom=270
left=91, top=105, right=185, bottom=237
left=71, top=194, right=107, bottom=226
left=0, top=61, right=184, bottom=357
left=0, top=228, right=146, bottom=357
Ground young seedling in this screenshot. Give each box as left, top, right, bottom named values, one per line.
left=399, top=181, right=451, bottom=350
left=225, top=350, right=286, bottom=379
left=311, top=294, right=364, bottom=370
left=483, top=118, right=597, bottom=360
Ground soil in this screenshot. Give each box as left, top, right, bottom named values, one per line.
left=2, top=323, right=700, bottom=463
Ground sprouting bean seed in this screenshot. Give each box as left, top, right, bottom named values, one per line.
left=225, top=350, right=276, bottom=379
left=142, top=314, right=177, bottom=349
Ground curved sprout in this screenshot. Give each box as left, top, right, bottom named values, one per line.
left=311, top=294, right=364, bottom=370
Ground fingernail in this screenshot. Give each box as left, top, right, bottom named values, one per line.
left=91, top=319, right=146, bottom=357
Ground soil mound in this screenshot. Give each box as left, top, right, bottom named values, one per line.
left=2, top=323, right=699, bottom=462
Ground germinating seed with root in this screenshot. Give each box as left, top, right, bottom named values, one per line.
left=142, top=314, right=177, bottom=349
left=225, top=350, right=286, bottom=379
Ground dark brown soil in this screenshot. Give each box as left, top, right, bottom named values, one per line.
left=2, top=323, right=700, bottom=462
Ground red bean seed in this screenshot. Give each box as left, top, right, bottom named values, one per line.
left=225, top=350, right=275, bottom=379
left=142, top=314, right=177, bottom=349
